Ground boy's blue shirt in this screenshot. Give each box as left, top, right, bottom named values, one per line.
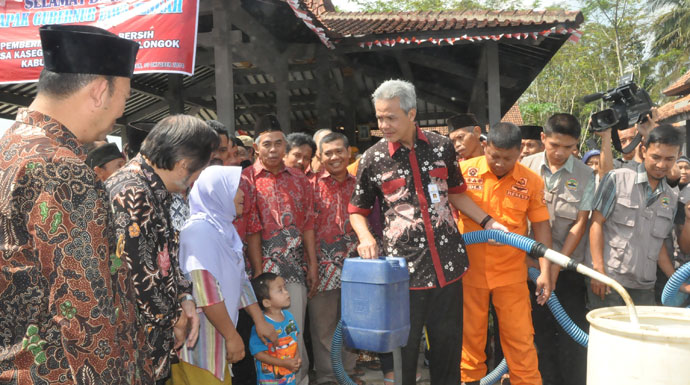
left=249, top=310, right=300, bottom=385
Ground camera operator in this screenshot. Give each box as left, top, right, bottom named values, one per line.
left=595, top=108, right=678, bottom=178
left=588, top=124, right=690, bottom=309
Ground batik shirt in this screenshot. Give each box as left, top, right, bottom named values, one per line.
left=312, top=171, right=358, bottom=292
left=241, top=161, right=315, bottom=285
left=0, top=109, right=152, bottom=384
left=348, top=127, right=469, bottom=289
left=106, top=154, right=192, bottom=380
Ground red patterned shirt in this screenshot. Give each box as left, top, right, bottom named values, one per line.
left=241, top=161, right=315, bottom=284
left=312, top=171, right=358, bottom=292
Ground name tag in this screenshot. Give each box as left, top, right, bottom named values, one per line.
left=428, top=184, right=441, bottom=203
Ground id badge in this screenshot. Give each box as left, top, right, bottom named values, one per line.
left=428, top=184, right=441, bottom=203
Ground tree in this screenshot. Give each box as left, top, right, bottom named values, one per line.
left=650, top=0, right=690, bottom=56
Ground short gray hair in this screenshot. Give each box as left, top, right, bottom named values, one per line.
left=371, top=79, right=417, bottom=113
left=313, top=128, right=332, bottom=142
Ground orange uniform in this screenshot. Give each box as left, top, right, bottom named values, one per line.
left=458, top=156, right=549, bottom=385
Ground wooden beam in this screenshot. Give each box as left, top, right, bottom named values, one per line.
left=394, top=51, right=414, bottom=82
left=122, top=101, right=168, bottom=123
left=315, top=46, right=332, bottom=129
left=395, top=51, right=517, bottom=87
left=0, top=91, right=32, bottom=107
left=227, top=0, right=283, bottom=57
left=469, top=45, right=487, bottom=125
left=353, top=62, right=465, bottom=113
left=167, top=74, right=185, bottom=114
left=486, top=41, right=501, bottom=126
left=130, top=79, right=215, bottom=110
left=234, top=80, right=318, bottom=93
left=275, top=61, right=291, bottom=132
left=213, top=0, right=236, bottom=133
left=416, top=111, right=454, bottom=121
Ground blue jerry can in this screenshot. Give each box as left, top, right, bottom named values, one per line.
left=340, top=257, right=410, bottom=353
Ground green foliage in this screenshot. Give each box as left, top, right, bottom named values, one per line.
left=650, top=0, right=690, bottom=56
left=348, top=0, right=687, bottom=152
left=519, top=0, right=674, bottom=149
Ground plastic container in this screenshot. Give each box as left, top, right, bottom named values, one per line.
left=340, top=257, right=410, bottom=353
left=586, top=306, right=690, bottom=385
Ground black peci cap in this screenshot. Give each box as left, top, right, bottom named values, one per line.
left=447, top=113, right=479, bottom=132
left=519, top=125, right=543, bottom=140
left=86, top=142, right=124, bottom=168
left=40, top=24, right=139, bottom=78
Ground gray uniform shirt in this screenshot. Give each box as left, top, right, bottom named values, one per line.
left=590, top=165, right=678, bottom=289
left=522, top=152, right=595, bottom=263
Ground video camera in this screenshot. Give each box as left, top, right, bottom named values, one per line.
left=583, top=73, right=654, bottom=132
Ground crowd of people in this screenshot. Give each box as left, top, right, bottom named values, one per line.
left=2, top=23, right=690, bottom=385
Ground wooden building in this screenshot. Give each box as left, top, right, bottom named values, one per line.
left=0, top=0, right=583, bottom=148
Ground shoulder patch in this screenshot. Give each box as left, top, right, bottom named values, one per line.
left=565, top=178, right=578, bottom=191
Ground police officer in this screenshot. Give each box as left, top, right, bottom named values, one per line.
left=522, top=113, right=595, bottom=385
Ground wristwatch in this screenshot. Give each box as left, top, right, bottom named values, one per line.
left=180, top=293, right=195, bottom=304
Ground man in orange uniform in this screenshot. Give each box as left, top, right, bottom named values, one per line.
left=459, top=122, right=554, bottom=385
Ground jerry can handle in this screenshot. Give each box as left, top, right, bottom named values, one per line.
left=385, top=256, right=406, bottom=269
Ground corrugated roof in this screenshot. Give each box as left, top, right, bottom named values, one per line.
left=662, top=70, right=690, bottom=97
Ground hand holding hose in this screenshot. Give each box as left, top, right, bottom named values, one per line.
left=590, top=266, right=611, bottom=300
left=535, top=271, right=552, bottom=305
left=484, top=218, right=509, bottom=246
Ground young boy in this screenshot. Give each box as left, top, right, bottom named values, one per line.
left=250, top=273, right=302, bottom=385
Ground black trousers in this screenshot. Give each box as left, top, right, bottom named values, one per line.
left=402, top=280, right=462, bottom=385
left=230, top=309, right=257, bottom=385
left=531, top=270, right=587, bottom=385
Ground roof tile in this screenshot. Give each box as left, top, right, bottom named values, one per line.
left=301, top=0, right=583, bottom=39
left=662, top=70, right=690, bottom=97
left=657, top=93, right=690, bottom=122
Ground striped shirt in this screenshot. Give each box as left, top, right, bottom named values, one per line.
left=179, top=270, right=256, bottom=381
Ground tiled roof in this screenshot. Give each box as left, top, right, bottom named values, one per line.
left=662, top=70, right=690, bottom=97
left=657, top=93, right=690, bottom=123
left=502, top=104, right=524, bottom=125
left=302, top=2, right=583, bottom=39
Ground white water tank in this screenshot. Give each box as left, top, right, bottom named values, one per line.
left=587, top=306, right=690, bottom=385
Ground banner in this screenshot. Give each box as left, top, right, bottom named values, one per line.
left=0, top=0, right=199, bottom=84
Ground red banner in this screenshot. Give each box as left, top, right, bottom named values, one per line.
left=0, top=0, right=199, bottom=84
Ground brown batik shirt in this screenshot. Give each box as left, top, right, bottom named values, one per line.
left=0, top=109, right=152, bottom=384
left=106, top=154, right=192, bottom=381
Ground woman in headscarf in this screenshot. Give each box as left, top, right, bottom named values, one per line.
left=175, top=166, right=277, bottom=384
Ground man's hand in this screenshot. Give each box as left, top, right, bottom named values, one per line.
left=307, top=263, right=319, bottom=298
left=356, top=234, right=379, bottom=259
left=225, top=331, right=246, bottom=363
left=635, top=107, right=658, bottom=140
left=590, top=266, right=610, bottom=300
left=485, top=218, right=509, bottom=246
left=173, top=312, right=189, bottom=350
left=254, top=318, right=279, bottom=346
left=180, top=299, right=200, bottom=348
left=681, top=283, right=690, bottom=294
left=535, top=271, right=553, bottom=305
